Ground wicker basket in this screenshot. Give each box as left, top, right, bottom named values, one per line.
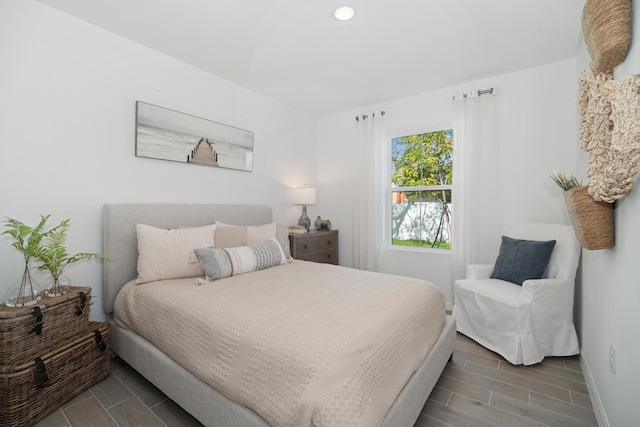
left=564, top=186, right=614, bottom=250
left=0, top=322, right=110, bottom=427
left=582, top=0, right=632, bottom=73
left=0, top=286, right=91, bottom=370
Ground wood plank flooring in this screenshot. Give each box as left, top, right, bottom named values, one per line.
left=35, top=333, right=596, bottom=427
left=415, top=333, right=597, bottom=427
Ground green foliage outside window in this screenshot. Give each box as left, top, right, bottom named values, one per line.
left=391, top=129, right=453, bottom=248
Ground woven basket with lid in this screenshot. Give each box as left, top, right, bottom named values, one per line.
left=0, top=286, right=91, bottom=369
left=0, top=322, right=110, bottom=427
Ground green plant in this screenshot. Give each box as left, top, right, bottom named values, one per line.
left=3, top=215, right=51, bottom=259
left=34, top=218, right=107, bottom=296
left=3, top=215, right=107, bottom=301
left=2, top=215, right=53, bottom=306
left=550, top=171, right=581, bottom=192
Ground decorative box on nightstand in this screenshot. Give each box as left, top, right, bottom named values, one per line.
left=289, top=229, right=339, bottom=265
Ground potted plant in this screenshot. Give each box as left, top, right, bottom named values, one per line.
left=2, top=215, right=50, bottom=307
left=550, top=171, right=614, bottom=250
left=34, top=217, right=107, bottom=297
left=2, top=215, right=107, bottom=306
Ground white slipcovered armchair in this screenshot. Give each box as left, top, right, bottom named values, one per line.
left=452, top=223, right=581, bottom=365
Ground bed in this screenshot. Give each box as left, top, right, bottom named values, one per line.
left=103, top=203, right=456, bottom=427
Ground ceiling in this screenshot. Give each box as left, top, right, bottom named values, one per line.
left=35, top=0, right=586, bottom=116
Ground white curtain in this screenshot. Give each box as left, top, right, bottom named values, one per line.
left=451, top=91, right=501, bottom=282
left=353, top=112, right=387, bottom=272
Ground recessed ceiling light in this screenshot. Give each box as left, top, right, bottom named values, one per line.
left=333, top=6, right=356, bottom=22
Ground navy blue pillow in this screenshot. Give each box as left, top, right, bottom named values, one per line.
left=490, top=236, right=556, bottom=285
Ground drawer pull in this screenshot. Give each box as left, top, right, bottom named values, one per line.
left=327, top=240, right=332, bottom=245
left=303, top=244, right=308, bottom=249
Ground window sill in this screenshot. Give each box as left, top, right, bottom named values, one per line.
left=386, top=245, right=451, bottom=255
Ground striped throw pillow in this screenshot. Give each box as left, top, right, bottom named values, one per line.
left=194, top=238, right=286, bottom=282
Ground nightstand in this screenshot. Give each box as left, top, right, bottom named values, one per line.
left=289, top=229, right=338, bottom=265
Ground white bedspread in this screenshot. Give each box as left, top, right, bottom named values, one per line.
left=114, top=260, right=445, bottom=427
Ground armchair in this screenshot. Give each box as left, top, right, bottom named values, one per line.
left=452, top=223, right=581, bottom=365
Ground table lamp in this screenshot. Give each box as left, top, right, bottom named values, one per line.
left=293, top=186, right=316, bottom=231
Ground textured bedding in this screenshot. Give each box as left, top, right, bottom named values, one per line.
left=114, top=260, right=445, bottom=427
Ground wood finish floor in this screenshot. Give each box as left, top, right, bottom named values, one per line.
left=417, top=333, right=597, bottom=427
left=35, top=333, right=597, bottom=427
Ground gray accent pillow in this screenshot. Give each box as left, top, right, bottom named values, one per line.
left=194, top=238, right=286, bottom=282
left=490, top=236, right=556, bottom=285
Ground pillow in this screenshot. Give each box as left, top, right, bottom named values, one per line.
left=194, top=237, right=286, bottom=282
left=214, top=225, right=248, bottom=248
left=490, top=236, right=556, bottom=285
left=215, top=222, right=291, bottom=258
left=275, top=224, right=292, bottom=258
left=136, top=223, right=216, bottom=284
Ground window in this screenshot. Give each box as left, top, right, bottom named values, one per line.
left=391, top=128, right=453, bottom=249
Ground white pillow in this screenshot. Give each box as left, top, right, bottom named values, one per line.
left=215, top=222, right=291, bottom=258
left=136, top=223, right=216, bottom=284
left=216, top=221, right=276, bottom=243
left=275, top=224, right=292, bottom=258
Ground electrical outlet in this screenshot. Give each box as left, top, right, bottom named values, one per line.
left=609, top=343, right=616, bottom=374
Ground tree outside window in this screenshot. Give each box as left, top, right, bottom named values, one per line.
left=391, top=129, right=452, bottom=249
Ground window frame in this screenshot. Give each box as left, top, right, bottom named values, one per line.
left=387, top=125, right=453, bottom=252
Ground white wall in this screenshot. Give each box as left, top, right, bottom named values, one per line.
left=318, top=59, right=578, bottom=306
left=0, top=0, right=318, bottom=320
left=5, top=3, right=635, bottom=423
left=576, top=2, right=640, bottom=425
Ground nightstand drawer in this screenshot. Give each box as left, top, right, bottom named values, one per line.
left=295, top=235, right=337, bottom=254
left=289, top=230, right=338, bottom=265
left=300, top=248, right=338, bottom=264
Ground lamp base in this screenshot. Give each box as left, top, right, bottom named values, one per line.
left=298, top=205, right=311, bottom=231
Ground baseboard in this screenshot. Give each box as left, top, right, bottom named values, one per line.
left=445, top=301, right=453, bottom=313
left=580, top=352, right=609, bottom=427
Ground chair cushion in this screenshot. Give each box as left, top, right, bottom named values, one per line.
left=490, top=236, right=556, bottom=285
left=455, top=278, right=525, bottom=306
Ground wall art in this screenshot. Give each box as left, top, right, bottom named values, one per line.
left=135, top=101, right=254, bottom=172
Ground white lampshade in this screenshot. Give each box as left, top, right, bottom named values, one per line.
left=293, top=187, right=316, bottom=205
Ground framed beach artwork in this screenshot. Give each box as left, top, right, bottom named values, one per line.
left=135, top=101, right=254, bottom=172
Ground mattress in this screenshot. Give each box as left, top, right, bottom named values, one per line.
left=114, top=260, right=445, bottom=427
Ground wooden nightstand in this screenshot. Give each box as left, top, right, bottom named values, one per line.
left=289, top=229, right=338, bottom=265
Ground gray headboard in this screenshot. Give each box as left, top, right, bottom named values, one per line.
left=102, top=203, right=273, bottom=313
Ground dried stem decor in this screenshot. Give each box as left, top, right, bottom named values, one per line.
left=549, top=171, right=581, bottom=192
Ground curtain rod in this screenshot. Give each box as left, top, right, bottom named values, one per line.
left=355, top=111, right=386, bottom=121
left=452, top=87, right=494, bottom=100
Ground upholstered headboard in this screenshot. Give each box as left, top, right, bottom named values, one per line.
left=102, top=204, right=273, bottom=314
